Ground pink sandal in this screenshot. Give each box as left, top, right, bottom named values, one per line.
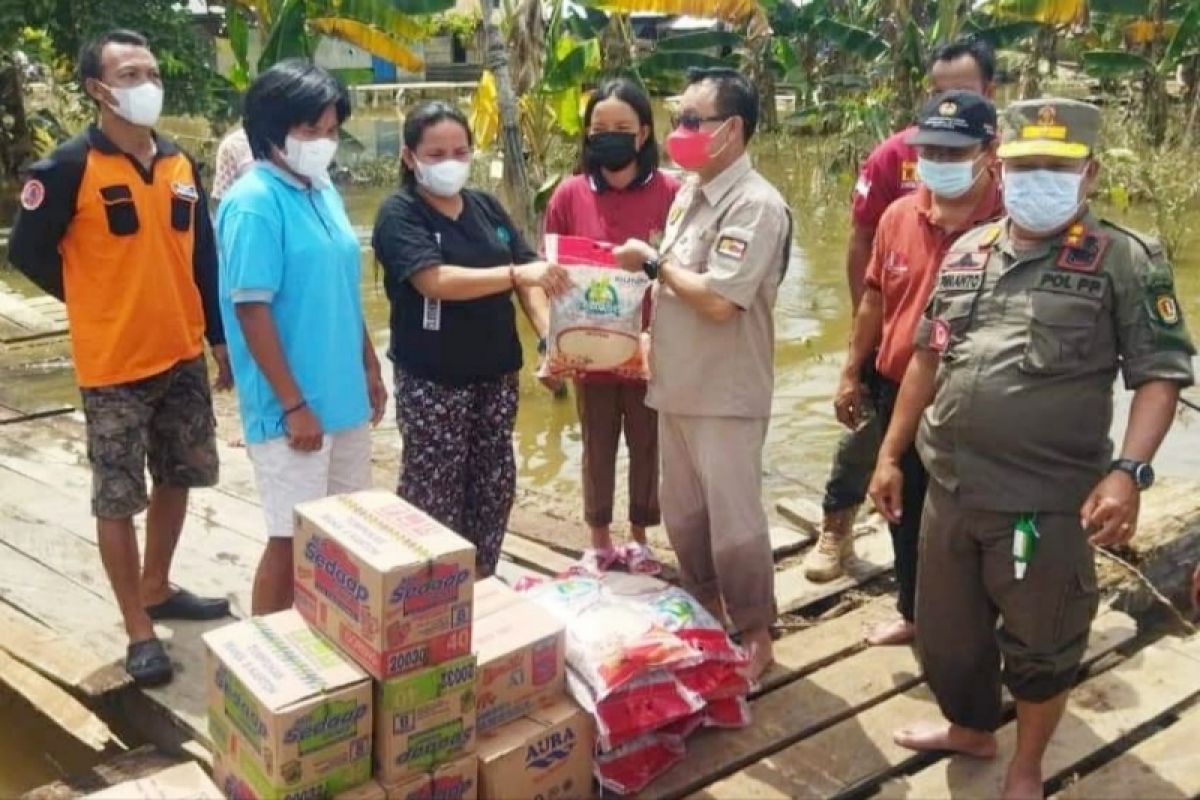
left=620, top=542, right=663, bottom=576
left=568, top=547, right=621, bottom=576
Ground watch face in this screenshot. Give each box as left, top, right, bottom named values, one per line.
left=1135, top=463, right=1155, bottom=489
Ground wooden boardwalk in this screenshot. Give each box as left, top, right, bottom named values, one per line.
left=0, top=281, right=68, bottom=343
left=0, top=410, right=1197, bottom=798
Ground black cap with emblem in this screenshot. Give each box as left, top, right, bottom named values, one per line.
left=907, top=90, right=998, bottom=148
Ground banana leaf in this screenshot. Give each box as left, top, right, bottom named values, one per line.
left=1164, top=0, right=1200, bottom=66
left=258, top=0, right=309, bottom=71
left=1087, top=0, right=1150, bottom=15
left=588, top=0, right=764, bottom=25
left=983, top=0, right=1086, bottom=25
left=469, top=70, right=500, bottom=151
left=309, top=18, right=424, bottom=72
left=543, top=40, right=590, bottom=92
left=317, top=0, right=427, bottom=41
left=1081, top=49, right=1155, bottom=78
left=964, top=20, right=1046, bottom=47
left=811, top=19, right=886, bottom=59
left=637, top=50, right=734, bottom=75
left=388, top=0, right=456, bottom=11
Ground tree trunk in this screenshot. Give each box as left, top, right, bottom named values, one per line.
left=1144, top=0, right=1168, bottom=146
left=601, top=12, right=633, bottom=74
left=1020, top=28, right=1049, bottom=100
left=481, top=0, right=532, bottom=235
left=0, top=52, right=34, bottom=180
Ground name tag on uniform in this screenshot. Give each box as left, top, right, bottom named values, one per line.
left=940, top=271, right=984, bottom=292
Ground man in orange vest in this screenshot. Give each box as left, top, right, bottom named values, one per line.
left=9, top=30, right=232, bottom=686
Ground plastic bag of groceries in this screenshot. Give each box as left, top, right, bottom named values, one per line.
left=594, top=732, right=687, bottom=796
left=637, top=585, right=750, bottom=666
left=568, top=667, right=705, bottom=751
left=522, top=576, right=701, bottom=698
left=539, top=234, right=650, bottom=379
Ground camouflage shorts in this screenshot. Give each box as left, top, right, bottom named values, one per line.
left=81, top=356, right=219, bottom=519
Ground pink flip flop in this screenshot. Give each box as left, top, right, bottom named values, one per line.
left=567, top=547, right=621, bottom=577
left=620, top=542, right=663, bottom=576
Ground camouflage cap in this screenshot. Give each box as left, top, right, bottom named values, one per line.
left=997, top=98, right=1100, bottom=160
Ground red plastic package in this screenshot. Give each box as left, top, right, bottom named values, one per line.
left=522, top=576, right=701, bottom=698
left=568, top=668, right=705, bottom=751
left=675, top=661, right=753, bottom=702
left=704, top=696, right=752, bottom=729
left=637, top=586, right=749, bottom=666
left=594, top=733, right=686, bottom=796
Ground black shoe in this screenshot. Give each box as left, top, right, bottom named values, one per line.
left=145, top=587, right=231, bottom=621
left=126, top=638, right=173, bottom=687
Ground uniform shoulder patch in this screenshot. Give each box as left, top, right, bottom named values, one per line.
left=1154, top=294, right=1180, bottom=327
left=715, top=235, right=748, bottom=261
left=20, top=179, right=45, bottom=211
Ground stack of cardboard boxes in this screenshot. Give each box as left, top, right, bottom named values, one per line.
left=204, top=490, right=595, bottom=800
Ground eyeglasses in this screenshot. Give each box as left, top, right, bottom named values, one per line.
left=671, top=113, right=731, bottom=132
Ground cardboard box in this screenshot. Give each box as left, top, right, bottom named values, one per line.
left=333, top=779, right=388, bottom=800
left=383, top=753, right=479, bottom=800
left=376, top=654, right=478, bottom=784
left=473, top=578, right=565, bottom=734
left=85, top=762, right=223, bottom=799
left=205, top=610, right=373, bottom=800
left=294, top=490, right=476, bottom=681
left=477, top=700, right=594, bottom=800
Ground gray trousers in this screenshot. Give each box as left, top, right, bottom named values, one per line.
left=659, top=412, right=776, bottom=632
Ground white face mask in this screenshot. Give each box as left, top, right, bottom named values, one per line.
left=1002, top=167, right=1086, bottom=234
left=917, top=155, right=984, bottom=199
left=283, top=135, right=338, bottom=183
left=416, top=157, right=471, bottom=197
left=103, top=81, right=163, bottom=127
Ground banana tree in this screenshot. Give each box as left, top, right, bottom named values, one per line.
left=225, top=0, right=455, bottom=87
left=980, top=0, right=1088, bottom=97
left=1082, top=0, right=1200, bottom=144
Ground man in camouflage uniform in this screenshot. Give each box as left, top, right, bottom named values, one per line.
left=869, top=98, right=1194, bottom=798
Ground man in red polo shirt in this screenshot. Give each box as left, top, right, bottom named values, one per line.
left=807, top=38, right=999, bottom=583
left=834, top=90, right=1003, bottom=645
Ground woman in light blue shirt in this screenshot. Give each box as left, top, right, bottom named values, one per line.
left=217, top=60, right=386, bottom=614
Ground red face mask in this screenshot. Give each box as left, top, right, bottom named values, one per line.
left=666, top=126, right=717, bottom=172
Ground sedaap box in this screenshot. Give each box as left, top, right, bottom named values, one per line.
left=383, top=753, right=479, bottom=800
left=477, top=700, right=594, bottom=800
left=376, top=654, right=478, bottom=784
left=472, top=579, right=565, bottom=734
left=293, top=490, right=476, bottom=681
left=205, top=610, right=373, bottom=800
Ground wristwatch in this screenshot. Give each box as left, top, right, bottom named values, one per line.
left=642, top=257, right=661, bottom=281
left=1109, top=459, right=1155, bottom=490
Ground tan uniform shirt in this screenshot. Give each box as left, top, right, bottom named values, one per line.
left=914, top=212, right=1195, bottom=513
left=647, top=153, right=791, bottom=419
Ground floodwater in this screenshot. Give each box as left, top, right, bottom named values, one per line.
left=0, top=120, right=1199, bottom=794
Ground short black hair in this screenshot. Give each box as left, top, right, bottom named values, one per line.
left=578, top=77, right=660, bottom=180
left=400, top=100, right=473, bottom=188
left=78, top=29, right=148, bottom=84
left=929, top=37, right=996, bottom=85
left=243, top=59, right=351, bottom=160
left=685, top=67, right=759, bottom=142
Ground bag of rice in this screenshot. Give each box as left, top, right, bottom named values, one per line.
left=540, top=234, right=650, bottom=379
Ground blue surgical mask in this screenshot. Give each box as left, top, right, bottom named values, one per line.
left=1002, top=167, right=1085, bottom=234
left=917, top=155, right=983, bottom=199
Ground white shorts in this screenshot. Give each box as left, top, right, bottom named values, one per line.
left=247, top=425, right=373, bottom=538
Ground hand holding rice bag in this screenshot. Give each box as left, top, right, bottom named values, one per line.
left=539, top=234, right=650, bottom=379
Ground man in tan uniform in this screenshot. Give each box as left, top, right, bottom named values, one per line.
left=615, top=67, right=791, bottom=679
left=869, top=98, right=1194, bottom=799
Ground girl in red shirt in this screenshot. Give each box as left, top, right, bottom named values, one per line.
left=544, top=78, right=679, bottom=575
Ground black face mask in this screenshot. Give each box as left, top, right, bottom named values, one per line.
left=586, top=131, right=639, bottom=171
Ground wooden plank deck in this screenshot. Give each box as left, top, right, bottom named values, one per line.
left=0, top=410, right=1197, bottom=800
left=0, top=281, right=68, bottom=343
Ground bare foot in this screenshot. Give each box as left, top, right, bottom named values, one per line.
left=893, top=721, right=997, bottom=758
left=866, top=617, right=916, bottom=646
left=740, top=628, right=775, bottom=683
left=1002, top=761, right=1044, bottom=800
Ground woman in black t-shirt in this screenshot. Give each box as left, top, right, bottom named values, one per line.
left=372, top=101, right=569, bottom=576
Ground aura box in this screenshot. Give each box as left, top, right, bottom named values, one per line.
left=294, top=490, right=475, bottom=680
left=205, top=611, right=373, bottom=800
left=477, top=700, right=594, bottom=800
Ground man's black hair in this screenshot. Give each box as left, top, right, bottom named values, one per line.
left=243, top=59, right=351, bottom=161
left=685, top=67, right=759, bottom=142
left=78, top=29, right=148, bottom=85
left=929, top=37, right=996, bottom=85
left=577, top=76, right=660, bottom=179
left=400, top=99, right=474, bottom=188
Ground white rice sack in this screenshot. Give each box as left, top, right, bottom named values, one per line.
left=541, top=235, right=650, bottom=378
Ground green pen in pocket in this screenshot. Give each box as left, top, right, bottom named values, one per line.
left=1013, top=514, right=1039, bottom=580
